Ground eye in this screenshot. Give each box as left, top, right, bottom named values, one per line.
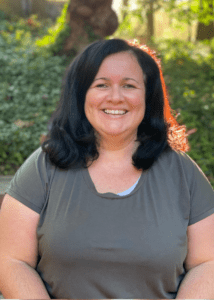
left=124, top=84, right=136, bottom=88
left=96, top=84, right=108, bottom=88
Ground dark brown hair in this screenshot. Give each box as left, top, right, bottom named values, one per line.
left=41, top=38, right=190, bottom=171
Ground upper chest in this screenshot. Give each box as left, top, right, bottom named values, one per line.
left=87, top=162, right=142, bottom=194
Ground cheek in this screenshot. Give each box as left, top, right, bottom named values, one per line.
left=85, top=91, right=100, bottom=108
left=85, top=96, right=99, bottom=120
left=85, top=102, right=97, bottom=116
left=85, top=94, right=93, bottom=110
left=130, top=91, right=145, bottom=105
left=131, top=97, right=145, bottom=109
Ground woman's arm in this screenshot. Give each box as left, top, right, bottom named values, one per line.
left=0, top=194, right=50, bottom=299
left=176, top=260, right=214, bottom=298
left=0, top=259, right=51, bottom=299
left=176, top=213, right=214, bottom=298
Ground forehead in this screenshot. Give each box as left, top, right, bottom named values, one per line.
left=98, top=52, right=141, bottom=72
left=95, top=52, right=144, bottom=82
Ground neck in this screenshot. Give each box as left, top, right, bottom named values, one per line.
left=95, top=133, right=139, bottom=163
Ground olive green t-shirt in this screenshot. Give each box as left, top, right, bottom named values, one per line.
left=5, top=147, right=214, bottom=299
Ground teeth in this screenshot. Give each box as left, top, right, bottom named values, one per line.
left=104, top=110, right=127, bottom=115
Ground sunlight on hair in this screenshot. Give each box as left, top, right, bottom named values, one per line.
left=126, top=39, right=190, bottom=152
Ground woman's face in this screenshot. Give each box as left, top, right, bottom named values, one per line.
left=84, top=51, right=146, bottom=142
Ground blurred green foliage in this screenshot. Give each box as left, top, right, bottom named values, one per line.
left=158, top=39, right=214, bottom=187
left=0, top=11, right=213, bottom=189
left=166, top=0, right=214, bottom=26
left=113, top=3, right=146, bottom=40
left=36, top=2, right=100, bottom=55
left=0, top=12, right=68, bottom=174
left=36, top=2, right=71, bottom=55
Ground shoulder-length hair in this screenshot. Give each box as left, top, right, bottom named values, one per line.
left=41, top=38, right=190, bottom=171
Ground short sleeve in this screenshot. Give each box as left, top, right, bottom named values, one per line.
left=179, top=151, right=214, bottom=226
left=4, top=147, right=54, bottom=214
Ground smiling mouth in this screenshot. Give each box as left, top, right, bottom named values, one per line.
left=103, top=109, right=127, bottom=115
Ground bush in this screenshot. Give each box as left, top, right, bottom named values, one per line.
left=0, top=16, right=68, bottom=175
left=158, top=39, right=214, bottom=188
left=0, top=9, right=7, bottom=20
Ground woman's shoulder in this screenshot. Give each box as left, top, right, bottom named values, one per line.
left=158, top=148, right=198, bottom=170
left=5, top=147, right=56, bottom=214
left=154, top=148, right=203, bottom=184
left=157, top=148, right=213, bottom=193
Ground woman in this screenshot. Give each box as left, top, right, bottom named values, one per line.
left=1, top=38, right=214, bottom=299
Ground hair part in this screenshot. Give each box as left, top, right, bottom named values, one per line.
left=41, top=38, right=190, bottom=171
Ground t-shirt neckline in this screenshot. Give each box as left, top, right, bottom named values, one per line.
left=81, top=167, right=147, bottom=199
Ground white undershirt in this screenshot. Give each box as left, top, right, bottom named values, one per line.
left=117, top=176, right=141, bottom=196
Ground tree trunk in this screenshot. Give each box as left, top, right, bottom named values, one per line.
left=122, top=0, right=129, bottom=21
left=196, top=2, right=214, bottom=40
left=21, top=0, right=32, bottom=17
left=62, top=0, right=118, bottom=55
left=196, top=21, right=214, bottom=40
left=187, top=0, right=192, bottom=42
left=146, top=0, right=154, bottom=41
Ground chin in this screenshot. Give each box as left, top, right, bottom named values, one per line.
left=102, top=129, right=130, bottom=138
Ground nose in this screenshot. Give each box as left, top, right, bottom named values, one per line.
left=108, top=85, right=124, bottom=102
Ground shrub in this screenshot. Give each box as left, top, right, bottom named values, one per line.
left=0, top=16, right=68, bottom=175
left=158, top=39, right=214, bottom=187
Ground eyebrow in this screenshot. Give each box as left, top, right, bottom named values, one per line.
left=94, top=77, right=139, bottom=83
